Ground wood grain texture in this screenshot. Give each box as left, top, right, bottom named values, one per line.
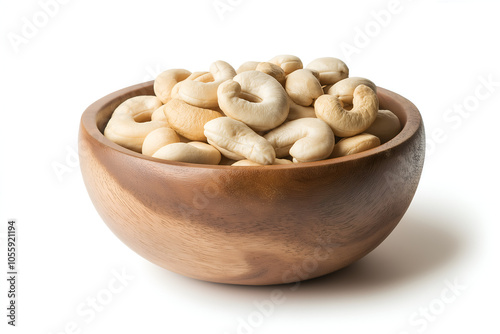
left=79, top=81, right=425, bottom=285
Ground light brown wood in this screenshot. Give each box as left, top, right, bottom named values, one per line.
left=79, top=81, right=425, bottom=285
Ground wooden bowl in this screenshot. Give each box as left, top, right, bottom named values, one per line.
left=79, top=81, right=425, bottom=285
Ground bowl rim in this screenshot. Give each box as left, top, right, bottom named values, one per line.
left=80, top=81, right=423, bottom=170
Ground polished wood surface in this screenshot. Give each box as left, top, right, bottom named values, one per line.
left=79, top=81, right=425, bottom=285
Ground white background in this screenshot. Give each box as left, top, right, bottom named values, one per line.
left=1, top=0, right=499, bottom=333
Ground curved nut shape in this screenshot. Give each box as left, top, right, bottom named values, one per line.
left=152, top=141, right=221, bottom=165
left=192, top=71, right=214, bottom=83
left=365, top=109, right=402, bottom=144
left=327, top=77, right=376, bottom=106
left=231, top=158, right=293, bottom=166
left=305, top=57, right=349, bottom=85
left=331, top=133, right=380, bottom=158
left=264, top=118, right=335, bottom=163
left=236, top=61, right=260, bottom=74
left=217, top=71, right=289, bottom=131
left=315, top=84, right=379, bottom=137
left=256, top=62, right=286, bottom=86
left=268, top=55, right=303, bottom=75
left=285, top=69, right=324, bottom=107
left=204, top=117, right=276, bottom=165
left=142, top=127, right=180, bottom=156
left=164, top=99, right=223, bottom=141
left=287, top=97, right=316, bottom=121
left=177, top=60, right=236, bottom=109
left=170, top=71, right=214, bottom=100
left=104, top=96, right=166, bottom=152
left=154, top=69, right=192, bottom=103
left=104, top=116, right=167, bottom=153
left=112, top=95, right=163, bottom=120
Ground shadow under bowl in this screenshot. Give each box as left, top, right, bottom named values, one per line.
left=79, top=81, right=425, bottom=285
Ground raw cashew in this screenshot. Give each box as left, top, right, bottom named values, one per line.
left=177, top=60, right=236, bottom=108
left=287, top=97, right=316, bottom=121
left=152, top=141, right=221, bottom=165
left=142, top=127, right=180, bottom=156
left=112, top=95, right=163, bottom=120
left=154, top=69, right=192, bottom=103
left=204, top=117, right=276, bottom=165
left=237, top=61, right=260, bottom=74
left=104, top=116, right=167, bottom=153
left=104, top=96, right=166, bottom=152
left=327, top=77, right=376, bottom=106
left=170, top=71, right=214, bottom=100
left=315, top=84, right=379, bottom=137
left=305, top=57, right=349, bottom=85
left=180, top=71, right=214, bottom=83
left=365, top=109, right=402, bottom=144
left=268, top=55, right=303, bottom=75
left=232, top=158, right=293, bottom=166
left=285, top=69, right=324, bottom=107
left=192, top=71, right=215, bottom=83
left=256, top=62, right=286, bottom=86
left=151, top=105, right=168, bottom=122
left=217, top=71, right=289, bottom=131
left=164, top=99, right=223, bottom=141
left=331, top=133, right=380, bottom=158
left=264, top=118, right=335, bottom=162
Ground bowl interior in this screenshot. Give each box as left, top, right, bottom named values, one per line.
left=81, top=81, right=421, bottom=169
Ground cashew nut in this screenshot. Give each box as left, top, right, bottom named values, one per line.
left=305, top=57, right=349, bottom=85
left=204, top=117, right=276, bottom=165
left=231, top=158, right=293, bottom=166
left=152, top=141, right=221, bottom=165
left=327, top=77, right=377, bottom=106
left=154, top=69, right=192, bottom=103
left=176, top=60, right=236, bottom=109
left=315, top=84, right=379, bottom=137
left=192, top=71, right=215, bottom=83
left=142, top=127, right=180, bottom=156
left=255, top=62, right=286, bottom=86
left=163, top=99, right=223, bottom=141
left=331, top=133, right=380, bottom=158
left=104, top=96, right=167, bottom=152
left=285, top=69, right=324, bottom=107
left=170, top=71, right=215, bottom=100
left=268, top=55, right=303, bottom=75
left=112, top=95, right=163, bottom=120
left=264, top=118, right=335, bottom=162
left=286, top=97, right=316, bottom=121
left=365, top=109, right=401, bottom=144
left=104, top=116, right=168, bottom=153
left=236, top=61, right=260, bottom=74
left=217, top=70, right=289, bottom=131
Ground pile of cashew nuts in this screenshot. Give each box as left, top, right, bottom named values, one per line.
left=104, top=55, right=402, bottom=166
